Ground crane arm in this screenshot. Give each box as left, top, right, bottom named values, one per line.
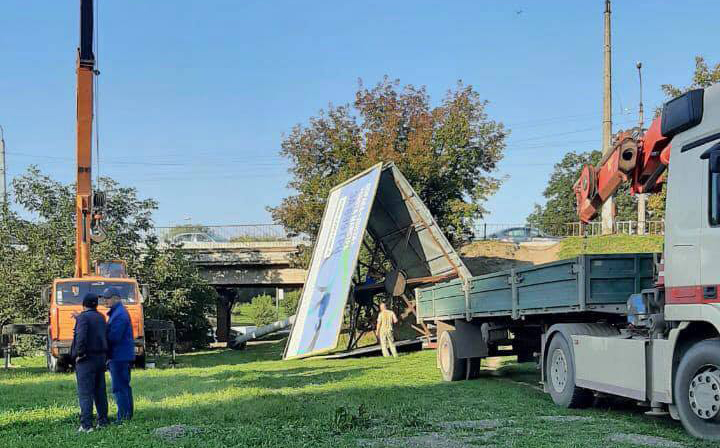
left=75, top=0, right=96, bottom=277
left=574, top=115, right=672, bottom=223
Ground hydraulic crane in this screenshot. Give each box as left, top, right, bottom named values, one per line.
left=574, top=107, right=673, bottom=224
left=44, top=0, right=147, bottom=372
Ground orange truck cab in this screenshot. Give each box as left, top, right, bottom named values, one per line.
left=46, top=261, right=146, bottom=372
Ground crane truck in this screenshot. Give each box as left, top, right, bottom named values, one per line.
left=1, top=0, right=147, bottom=372
left=416, top=83, right=720, bottom=440
left=46, top=0, right=147, bottom=372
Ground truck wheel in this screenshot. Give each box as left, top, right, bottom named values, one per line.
left=674, top=340, right=720, bottom=440
left=438, top=331, right=466, bottom=382
left=546, top=333, right=592, bottom=408
left=47, top=352, right=66, bottom=373
left=46, top=331, right=66, bottom=373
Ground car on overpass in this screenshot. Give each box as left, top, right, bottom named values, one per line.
left=486, top=226, right=560, bottom=243
left=170, top=232, right=226, bottom=244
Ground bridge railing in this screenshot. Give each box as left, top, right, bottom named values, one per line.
left=148, top=224, right=309, bottom=245
left=471, top=220, right=665, bottom=240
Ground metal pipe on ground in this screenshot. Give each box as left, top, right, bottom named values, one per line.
left=231, top=315, right=296, bottom=349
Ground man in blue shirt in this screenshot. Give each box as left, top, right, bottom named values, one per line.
left=103, top=287, right=135, bottom=423
left=71, top=293, right=110, bottom=432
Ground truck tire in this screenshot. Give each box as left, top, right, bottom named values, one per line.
left=674, top=340, right=720, bottom=440
left=438, top=331, right=466, bottom=382
left=46, top=330, right=66, bottom=373
left=546, top=333, right=592, bottom=408
left=46, top=351, right=66, bottom=373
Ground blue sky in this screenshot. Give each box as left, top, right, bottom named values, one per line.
left=1, top=1, right=718, bottom=226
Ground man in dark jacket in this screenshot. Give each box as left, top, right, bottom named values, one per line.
left=71, top=293, right=109, bottom=432
left=104, top=287, right=135, bottom=422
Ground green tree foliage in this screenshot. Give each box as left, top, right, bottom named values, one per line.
left=280, top=289, right=301, bottom=317
left=270, top=77, right=507, bottom=250
left=527, top=150, right=635, bottom=233
left=246, top=294, right=277, bottom=326
left=0, top=168, right=215, bottom=348
left=661, top=56, right=720, bottom=99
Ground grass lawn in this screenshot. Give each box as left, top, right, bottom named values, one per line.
left=0, top=340, right=708, bottom=448
left=557, top=234, right=664, bottom=259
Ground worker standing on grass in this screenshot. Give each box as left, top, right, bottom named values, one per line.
left=376, top=302, right=399, bottom=358
left=71, top=293, right=110, bottom=432
left=104, top=287, right=135, bottom=423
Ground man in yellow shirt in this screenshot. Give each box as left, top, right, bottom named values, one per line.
left=376, top=302, right=398, bottom=358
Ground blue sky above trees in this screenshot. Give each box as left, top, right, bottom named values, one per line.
left=1, top=0, right=718, bottom=225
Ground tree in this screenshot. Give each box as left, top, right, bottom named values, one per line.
left=270, top=77, right=507, bottom=249
left=0, top=167, right=216, bottom=348
left=280, top=289, right=301, bottom=317
left=661, top=56, right=720, bottom=99
left=246, top=294, right=277, bottom=326
left=527, top=150, right=635, bottom=233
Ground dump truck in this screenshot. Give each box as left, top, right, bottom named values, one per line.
left=417, top=83, right=720, bottom=440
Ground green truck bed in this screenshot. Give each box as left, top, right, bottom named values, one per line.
left=416, top=254, right=655, bottom=322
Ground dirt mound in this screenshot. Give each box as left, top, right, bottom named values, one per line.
left=460, top=241, right=561, bottom=276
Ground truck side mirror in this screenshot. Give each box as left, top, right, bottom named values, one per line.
left=141, top=284, right=150, bottom=303
left=42, top=286, right=51, bottom=304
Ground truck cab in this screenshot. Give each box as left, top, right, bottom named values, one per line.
left=46, top=261, right=146, bottom=372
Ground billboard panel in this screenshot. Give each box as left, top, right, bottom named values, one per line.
left=284, top=164, right=382, bottom=359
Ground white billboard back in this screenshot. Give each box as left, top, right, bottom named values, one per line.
left=283, top=164, right=382, bottom=359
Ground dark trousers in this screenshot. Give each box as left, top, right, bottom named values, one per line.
left=108, top=360, right=134, bottom=421
left=75, top=355, right=109, bottom=429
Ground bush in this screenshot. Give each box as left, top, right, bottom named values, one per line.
left=246, top=294, right=277, bottom=326
left=281, top=290, right=301, bottom=316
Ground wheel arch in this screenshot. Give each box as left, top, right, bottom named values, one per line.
left=670, top=321, right=720, bottom=398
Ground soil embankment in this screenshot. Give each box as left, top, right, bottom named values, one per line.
left=460, top=241, right=561, bottom=276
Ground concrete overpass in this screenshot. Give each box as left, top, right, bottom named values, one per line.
left=181, top=241, right=307, bottom=287
left=152, top=225, right=308, bottom=342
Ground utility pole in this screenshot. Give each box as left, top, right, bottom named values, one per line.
left=601, top=0, right=614, bottom=235
left=636, top=62, right=646, bottom=235
left=0, top=125, right=6, bottom=211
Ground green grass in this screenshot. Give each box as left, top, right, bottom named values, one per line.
left=558, top=234, right=664, bottom=259
left=0, top=341, right=710, bottom=448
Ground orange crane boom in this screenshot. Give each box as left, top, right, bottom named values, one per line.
left=75, top=0, right=103, bottom=277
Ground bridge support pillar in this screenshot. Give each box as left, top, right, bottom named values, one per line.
left=216, top=289, right=235, bottom=343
